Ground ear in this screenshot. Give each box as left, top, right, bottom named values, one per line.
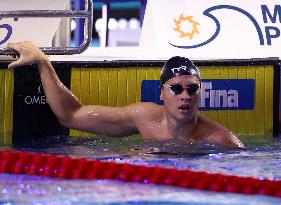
left=160, top=89, right=164, bottom=100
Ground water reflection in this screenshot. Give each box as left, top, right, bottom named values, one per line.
left=1, top=135, right=281, bottom=204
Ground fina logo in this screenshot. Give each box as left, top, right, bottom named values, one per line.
left=169, top=5, right=281, bottom=48
left=199, top=80, right=255, bottom=110
left=200, top=82, right=238, bottom=108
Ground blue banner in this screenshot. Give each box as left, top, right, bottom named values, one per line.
left=141, top=79, right=255, bottom=110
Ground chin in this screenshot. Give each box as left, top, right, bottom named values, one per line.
left=176, top=114, right=194, bottom=122
left=179, top=111, right=198, bottom=121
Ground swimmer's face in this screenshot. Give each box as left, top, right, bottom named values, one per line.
left=160, top=75, right=200, bottom=121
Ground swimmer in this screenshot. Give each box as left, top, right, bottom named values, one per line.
left=7, top=41, right=244, bottom=148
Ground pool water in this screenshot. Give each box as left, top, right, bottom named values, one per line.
left=1, top=135, right=281, bottom=204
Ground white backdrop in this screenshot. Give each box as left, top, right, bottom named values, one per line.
left=140, top=0, right=281, bottom=59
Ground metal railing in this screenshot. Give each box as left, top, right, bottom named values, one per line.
left=0, top=0, right=93, bottom=55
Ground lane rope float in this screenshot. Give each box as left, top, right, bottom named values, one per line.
left=0, top=150, right=280, bottom=197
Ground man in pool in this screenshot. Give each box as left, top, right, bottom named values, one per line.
left=7, top=41, right=244, bottom=148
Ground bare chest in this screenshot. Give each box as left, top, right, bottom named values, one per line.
left=136, top=121, right=170, bottom=140
left=136, top=119, right=210, bottom=141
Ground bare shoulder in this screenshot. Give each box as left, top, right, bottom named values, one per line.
left=208, top=129, right=245, bottom=148
left=198, top=114, right=245, bottom=148
left=126, top=102, right=163, bottom=121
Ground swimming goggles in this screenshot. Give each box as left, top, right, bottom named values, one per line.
left=163, top=83, right=200, bottom=95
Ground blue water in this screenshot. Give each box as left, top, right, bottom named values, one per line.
left=1, top=135, right=281, bottom=204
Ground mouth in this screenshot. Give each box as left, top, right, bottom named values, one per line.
left=178, top=104, right=191, bottom=111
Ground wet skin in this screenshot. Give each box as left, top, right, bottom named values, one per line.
left=6, top=41, right=245, bottom=148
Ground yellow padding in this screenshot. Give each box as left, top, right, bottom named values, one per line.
left=70, top=67, right=160, bottom=136
left=70, top=65, right=274, bottom=137
left=0, top=70, right=13, bottom=145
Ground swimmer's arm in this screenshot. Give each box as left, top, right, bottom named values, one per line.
left=38, top=64, right=140, bottom=135
left=7, top=42, right=139, bottom=137
left=7, top=42, right=84, bottom=130
left=36, top=60, right=140, bottom=136
left=59, top=104, right=140, bottom=137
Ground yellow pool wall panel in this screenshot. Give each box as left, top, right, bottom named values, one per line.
left=70, top=67, right=160, bottom=136
left=0, top=70, right=13, bottom=145
left=70, top=64, right=274, bottom=137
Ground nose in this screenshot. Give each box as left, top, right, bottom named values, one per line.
left=179, top=89, right=191, bottom=100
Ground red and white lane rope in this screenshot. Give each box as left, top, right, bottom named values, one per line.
left=0, top=150, right=281, bottom=197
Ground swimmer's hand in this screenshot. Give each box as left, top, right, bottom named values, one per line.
left=6, top=41, right=48, bottom=69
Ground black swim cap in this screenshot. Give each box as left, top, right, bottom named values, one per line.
left=160, top=56, right=200, bottom=88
